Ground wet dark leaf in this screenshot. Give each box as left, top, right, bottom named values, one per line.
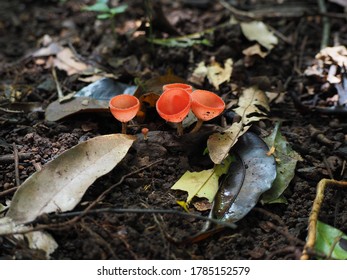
left=45, top=78, right=136, bottom=121
left=212, top=132, right=277, bottom=223
left=75, top=78, right=136, bottom=100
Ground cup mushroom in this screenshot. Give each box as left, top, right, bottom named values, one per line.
left=163, top=83, right=193, bottom=94
left=156, top=88, right=191, bottom=136
left=109, top=94, right=140, bottom=134
left=190, top=89, right=225, bottom=133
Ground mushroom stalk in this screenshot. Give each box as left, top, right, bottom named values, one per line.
left=190, top=119, right=204, bottom=133
left=121, top=122, right=127, bottom=134
left=176, top=122, right=184, bottom=136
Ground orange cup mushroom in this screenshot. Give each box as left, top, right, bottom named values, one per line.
left=163, top=83, right=193, bottom=94
left=190, top=89, right=225, bottom=133
left=109, top=94, right=140, bottom=134
left=156, top=88, right=191, bottom=136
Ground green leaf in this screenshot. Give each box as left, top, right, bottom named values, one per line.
left=97, top=13, right=111, bottom=19
left=315, top=221, right=347, bottom=260
left=171, top=156, right=233, bottom=204
left=261, top=122, right=302, bottom=204
left=148, top=37, right=212, bottom=48
left=83, top=2, right=110, bottom=13
left=110, top=4, right=128, bottom=15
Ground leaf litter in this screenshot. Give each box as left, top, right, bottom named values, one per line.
left=0, top=134, right=135, bottom=257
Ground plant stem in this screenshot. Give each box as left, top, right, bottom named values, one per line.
left=190, top=119, right=204, bottom=133
left=176, top=122, right=184, bottom=136
left=121, top=122, right=127, bottom=134
left=301, top=178, right=347, bottom=260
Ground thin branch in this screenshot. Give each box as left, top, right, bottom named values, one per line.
left=0, top=186, right=18, bottom=197
left=318, top=0, right=330, bottom=49
left=0, top=153, right=32, bottom=163
left=50, top=208, right=237, bottom=230
left=301, top=179, right=347, bottom=260
left=12, top=143, right=20, bottom=187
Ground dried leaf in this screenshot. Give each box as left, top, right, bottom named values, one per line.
left=45, top=97, right=109, bottom=121
left=189, top=58, right=233, bottom=89
left=316, top=46, right=347, bottom=67
left=32, top=42, right=63, bottom=57
left=0, top=217, right=58, bottom=258
left=53, top=47, right=91, bottom=76
left=261, top=123, right=302, bottom=204
left=207, top=86, right=269, bottom=164
left=193, top=200, right=212, bottom=211
left=242, top=43, right=268, bottom=58
left=240, top=21, right=278, bottom=50
left=207, top=58, right=233, bottom=90
left=189, top=61, right=208, bottom=86
left=212, top=132, right=277, bottom=223
left=7, top=134, right=135, bottom=223
left=171, top=156, right=233, bottom=204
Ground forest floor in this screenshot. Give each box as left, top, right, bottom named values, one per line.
left=1, top=0, right=347, bottom=260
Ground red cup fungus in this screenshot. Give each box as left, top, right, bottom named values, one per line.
left=163, top=83, right=193, bottom=94
left=190, top=89, right=225, bottom=133
left=109, top=94, right=140, bottom=134
left=156, top=88, right=191, bottom=136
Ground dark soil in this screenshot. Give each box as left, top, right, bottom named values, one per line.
left=1, top=0, right=347, bottom=260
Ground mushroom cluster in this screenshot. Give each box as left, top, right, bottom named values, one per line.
left=108, top=83, right=225, bottom=136
left=156, top=83, right=225, bottom=135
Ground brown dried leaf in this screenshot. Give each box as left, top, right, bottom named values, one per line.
left=208, top=87, right=269, bottom=164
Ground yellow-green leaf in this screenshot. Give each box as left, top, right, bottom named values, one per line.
left=171, top=156, right=233, bottom=204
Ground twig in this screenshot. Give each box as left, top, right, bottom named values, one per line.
left=80, top=221, right=117, bottom=259
left=0, top=153, right=32, bottom=163
left=264, top=221, right=305, bottom=246
left=12, top=143, right=20, bottom=187
left=48, top=208, right=237, bottom=230
left=301, top=178, right=347, bottom=260
left=51, top=67, right=64, bottom=102
left=323, top=157, right=334, bottom=179
left=218, top=0, right=257, bottom=20
left=253, top=207, right=286, bottom=227
left=0, top=186, right=18, bottom=197
left=317, top=0, right=330, bottom=49
left=0, top=107, right=24, bottom=114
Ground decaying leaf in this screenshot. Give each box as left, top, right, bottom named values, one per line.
left=207, top=58, right=233, bottom=90
left=45, top=97, right=109, bottom=121
left=53, top=47, right=92, bottom=76
left=212, top=132, right=277, bottom=223
left=315, top=220, right=347, bottom=260
left=242, top=43, right=268, bottom=58
left=261, top=122, right=302, bottom=204
left=7, top=134, right=135, bottom=223
left=189, top=58, right=233, bottom=89
left=0, top=217, right=58, bottom=258
left=240, top=21, right=278, bottom=50
left=0, top=134, right=135, bottom=257
left=207, top=86, right=269, bottom=164
left=316, top=46, right=347, bottom=67
left=189, top=61, right=208, bottom=86
left=171, top=155, right=233, bottom=205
